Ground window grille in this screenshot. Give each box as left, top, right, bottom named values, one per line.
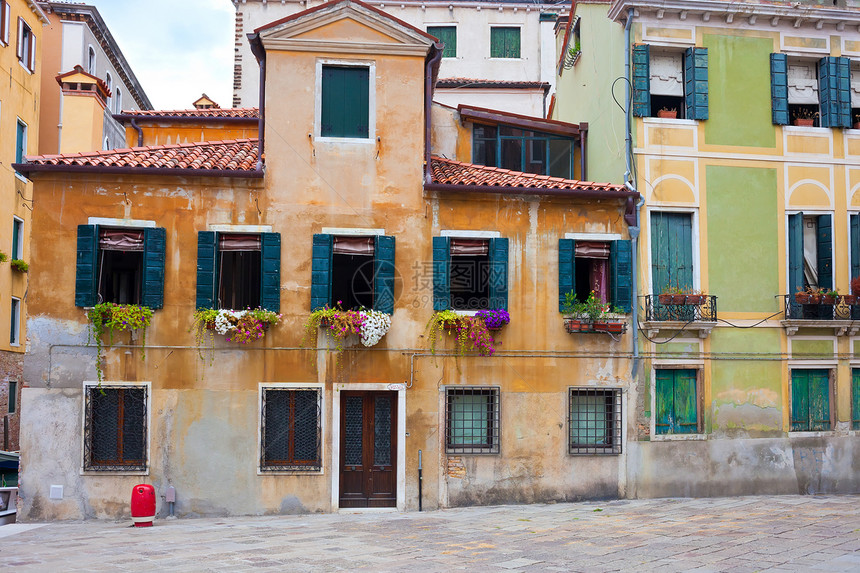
left=84, top=386, right=148, bottom=471
left=446, top=387, right=500, bottom=454
left=569, top=388, right=622, bottom=455
left=261, top=388, right=322, bottom=472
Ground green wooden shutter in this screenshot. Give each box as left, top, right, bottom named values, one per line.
left=15, top=121, right=25, bottom=164
left=11, top=220, right=20, bottom=259
left=836, top=57, right=852, bottom=128
left=851, top=214, right=860, bottom=280
left=674, top=369, right=698, bottom=434
left=651, top=212, right=693, bottom=294
left=610, top=240, right=633, bottom=313
left=632, top=44, right=650, bottom=117
left=508, top=28, right=520, bottom=58
left=260, top=232, right=281, bottom=312
left=816, top=215, right=832, bottom=290
left=428, top=26, right=456, bottom=58
left=819, top=57, right=839, bottom=128
left=787, top=213, right=803, bottom=296
left=489, top=237, right=509, bottom=310
left=196, top=231, right=217, bottom=310
left=558, top=239, right=575, bottom=313
left=852, top=369, right=860, bottom=430
left=432, top=236, right=450, bottom=311
left=770, top=53, right=789, bottom=126
left=809, top=370, right=831, bottom=431
left=75, top=224, right=99, bottom=307
left=655, top=369, right=673, bottom=435
left=141, top=227, right=166, bottom=309
left=684, top=47, right=708, bottom=121
left=311, top=234, right=332, bottom=311
left=491, top=27, right=519, bottom=58
left=791, top=370, right=810, bottom=431
left=374, top=235, right=395, bottom=314
left=321, top=66, right=369, bottom=138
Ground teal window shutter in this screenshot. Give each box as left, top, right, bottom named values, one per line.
left=75, top=224, right=99, bottom=307
left=655, top=369, right=673, bottom=435
left=836, top=57, right=852, bottom=128
left=609, top=240, right=632, bottom=313
left=650, top=212, right=693, bottom=294
left=770, top=53, right=789, bottom=125
left=374, top=235, right=395, bottom=314
left=260, top=232, right=281, bottom=312
left=141, top=227, right=166, bottom=309
left=428, top=26, right=456, bottom=58
left=684, top=47, right=708, bottom=120
left=674, top=369, right=698, bottom=434
left=490, top=27, right=519, bottom=58
left=311, top=234, right=332, bottom=311
left=558, top=239, right=575, bottom=313
left=809, top=370, right=831, bottom=431
left=818, top=57, right=839, bottom=128
left=432, top=236, right=450, bottom=311
left=196, top=231, right=217, bottom=310
left=787, top=213, right=803, bottom=296
left=632, top=44, right=650, bottom=117
left=15, top=121, right=25, bottom=164
left=852, top=369, right=860, bottom=431
left=790, top=370, right=810, bottom=431
left=851, top=214, right=860, bottom=280
left=489, top=237, right=509, bottom=310
left=816, top=215, right=832, bottom=290
left=321, top=66, right=369, bottom=138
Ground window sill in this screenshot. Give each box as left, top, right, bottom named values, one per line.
left=781, top=319, right=858, bottom=337
left=783, top=125, right=829, bottom=132
left=18, top=61, right=33, bottom=74
left=642, top=117, right=697, bottom=125
left=257, top=469, right=324, bottom=476
left=14, top=172, right=30, bottom=183
left=80, top=468, right=149, bottom=476
left=651, top=433, right=706, bottom=442
left=314, top=136, right=374, bottom=145
left=446, top=449, right=499, bottom=455
left=788, top=430, right=835, bottom=438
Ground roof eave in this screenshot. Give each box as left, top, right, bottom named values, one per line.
left=608, top=0, right=860, bottom=24
left=12, top=163, right=264, bottom=179
left=424, top=182, right=638, bottom=200
left=112, top=114, right=259, bottom=125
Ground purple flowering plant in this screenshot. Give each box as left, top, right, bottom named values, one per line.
left=426, top=310, right=497, bottom=357
left=475, top=309, right=510, bottom=330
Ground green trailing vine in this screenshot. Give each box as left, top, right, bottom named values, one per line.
left=86, top=303, right=153, bottom=383
left=0, top=251, right=8, bottom=263
left=190, top=308, right=219, bottom=362
left=10, top=259, right=27, bottom=272
left=425, top=310, right=496, bottom=357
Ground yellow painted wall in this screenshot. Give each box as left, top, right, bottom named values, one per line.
left=58, top=93, right=105, bottom=153
left=125, top=122, right=259, bottom=148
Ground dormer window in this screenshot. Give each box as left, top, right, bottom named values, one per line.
left=319, top=64, right=370, bottom=139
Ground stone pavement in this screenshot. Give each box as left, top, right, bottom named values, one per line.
left=3, top=495, right=860, bottom=572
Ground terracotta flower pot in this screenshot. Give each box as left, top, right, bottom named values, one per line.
left=795, top=292, right=810, bottom=304
left=605, top=322, right=625, bottom=333
left=657, top=109, right=677, bottom=119
left=794, top=118, right=815, bottom=127
left=841, top=295, right=857, bottom=305
left=565, top=319, right=584, bottom=333
left=854, top=122, right=860, bottom=130
left=658, top=294, right=673, bottom=305
left=808, top=294, right=821, bottom=304
left=684, top=294, right=706, bottom=305
left=821, top=295, right=837, bottom=305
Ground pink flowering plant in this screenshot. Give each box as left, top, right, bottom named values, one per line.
left=302, top=303, right=391, bottom=354
left=87, top=302, right=153, bottom=383
left=426, top=310, right=497, bottom=357
left=192, top=308, right=281, bottom=351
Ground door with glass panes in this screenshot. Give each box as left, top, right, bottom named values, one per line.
left=339, top=391, right=397, bottom=508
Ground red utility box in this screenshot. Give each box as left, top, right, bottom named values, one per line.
left=130, top=484, right=156, bottom=527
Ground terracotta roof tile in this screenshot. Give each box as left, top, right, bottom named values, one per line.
left=430, top=156, right=625, bottom=192
left=23, top=139, right=260, bottom=173
left=120, top=108, right=259, bottom=119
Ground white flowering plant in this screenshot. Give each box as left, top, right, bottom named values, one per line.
left=191, top=308, right=281, bottom=358
left=302, top=304, right=392, bottom=353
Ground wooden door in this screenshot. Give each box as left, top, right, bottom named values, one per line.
left=339, top=391, right=397, bottom=508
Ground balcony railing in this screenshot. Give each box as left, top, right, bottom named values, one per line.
left=643, top=295, right=718, bottom=322
left=782, top=294, right=860, bottom=321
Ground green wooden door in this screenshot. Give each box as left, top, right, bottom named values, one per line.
left=790, top=369, right=830, bottom=431
left=655, top=369, right=698, bottom=435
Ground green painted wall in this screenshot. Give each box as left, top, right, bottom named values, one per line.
left=706, top=165, right=779, bottom=313
left=655, top=341, right=700, bottom=356
left=553, top=4, right=626, bottom=183
left=791, top=339, right=834, bottom=357
left=703, top=34, right=776, bottom=148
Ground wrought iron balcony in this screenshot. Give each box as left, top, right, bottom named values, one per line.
left=781, top=295, right=860, bottom=336
left=643, top=294, right=718, bottom=322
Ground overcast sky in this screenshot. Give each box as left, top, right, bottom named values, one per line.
left=92, top=0, right=235, bottom=110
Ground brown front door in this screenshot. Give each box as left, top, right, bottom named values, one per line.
left=339, top=391, right=397, bottom=508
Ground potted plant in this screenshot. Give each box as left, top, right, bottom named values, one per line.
left=562, top=291, right=625, bottom=334
left=475, top=309, right=510, bottom=331
left=302, top=305, right=390, bottom=354
left=684, top=289, right=706, bottom=305
left=0, top=251, right=7, bottom=263
left=10, top=259, right=28, bottom=273
left=821, top=288, right=838, bottom=305
left=426, top=310, right=496, bottom=357
left=192, top=308, right=282, bottom=357
left=792, top=107, right=818, bottom=127
left=854, top=113, right=860, bottom=130
left=853, top=276, right=860, bottom=296
left=658, top=286, right=686, bottom=305
left=657, top=107, right=677, bottom=119
left=87, top=302, right=153, bottom=383
left=795, top=285, right=823, bottom=304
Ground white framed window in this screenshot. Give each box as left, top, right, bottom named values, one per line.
left=87, top=45, right=96, bottom=74
left=114, top=88, right=122, bottom=114
left=15, top=118, right=26, bottom=166
left=11, top=216, right=22, bottom=260
left=0, top=1, right=10, bottom=46
left=82, top=381, right=150, bottom=474
left=16, top=17, right=34, bottom=73
left=445, top=386, right=500, bottom=454
left=258, top=383, right=324, bottom=474
left=10, top=297, right=20, bottom=346
left=314, top=59, right=376, bottom=143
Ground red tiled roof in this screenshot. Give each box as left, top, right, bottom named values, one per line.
left=19, top=139, right=260, bottom=175
left=118, top=108, right=259, bottom=119
left=430, top=156, right=623, bottom=192
left=436, top=78, right=550, bottom=90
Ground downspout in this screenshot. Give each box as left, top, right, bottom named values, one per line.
left=130, top=118, right=143, bottom=147
left=424, top=43, right=443, bottom=185
left=248, top=33, right=266, bottom=172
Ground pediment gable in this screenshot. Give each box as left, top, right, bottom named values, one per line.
left=258, top=0, right=435, bottom=57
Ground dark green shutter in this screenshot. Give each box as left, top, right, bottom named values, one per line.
left=558, top=239, right=575, bottom=313
left=321, top=67, right=369, bottom=138
left=11, top=220, right=20, bottom=259
left=428, top=26, right=456, bottom=58
left=196, top=231, right=217, bottom=310
left=788, top=213, right=803, bottom=297
left=836, top=57, right=852, bottom=128
left=432, top=236, right=450, bottom=311
left=851, top=214, right=860, bottom=280
left=650, top=212, right=693, bottom=294
left=809, top=370, right=831, bottom=431
left=311, top=234, right=332, bottom=311
left=610, top=240, right=632, bottom=313
left=852, top=369, right=860, bottom=431
left=655, top=369, right=673, bottom=435
left=770, top=53, right=789, bottom=126
left=260, top=232, right=281, bottom=312
left=15, top=121, right=25, bottom=164
left=816, top=215, right=832, bottom=290
left=374, top=235, right=395, bottom=314
left=790, top=370, right=810, bottom=431
left=819, top=57, right=841, bottom=128
left=632, top=44, right=650, bottom=117
left=674, top=369, right=698, bottom=434
left=684, top=47, right=708, bottom=121
left=491, top=27, right=519, bottom=58
left=141, top=227, right=166, bottom=309
left=75, top=224, right=99, bottom=307
left=508, top=28, right=520, bottom=58
left=489, top=237, right=509, bottom=310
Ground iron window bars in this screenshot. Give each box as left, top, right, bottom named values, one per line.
left=84, top=386, right=148, bottom=471
left=569, top=388, right=622, bottom=455
left=260, top=388, right=322, bottom=472
left=446, top=387, right=500, bottom=454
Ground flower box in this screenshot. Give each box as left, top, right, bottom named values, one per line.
left=658, top=294, right=686, bottom=305
left=820, top=295, right=837, bottom=305
left=793, top=118, right=815, bottom=127
left=657, top=109, right=677, bottom=119
left=684, top=294, right=706, bottom=305
left=842, top=295, right=858, bottom=305
left=564, top=318, right=626, bottom=335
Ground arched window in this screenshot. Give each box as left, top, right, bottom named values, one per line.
left=87, top=46, right=96, bottom=74
left=103, top=136, right=109, bottom=150
left=115, top=88, right=122, bottom=113
left=105, top=71, right=112, bottom=93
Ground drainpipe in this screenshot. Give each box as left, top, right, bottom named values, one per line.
left=248, top=33, right=267, bottom=172
left=424, top=44, right=443, bottom=185
left=130, top=118, right=143, bottom=147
